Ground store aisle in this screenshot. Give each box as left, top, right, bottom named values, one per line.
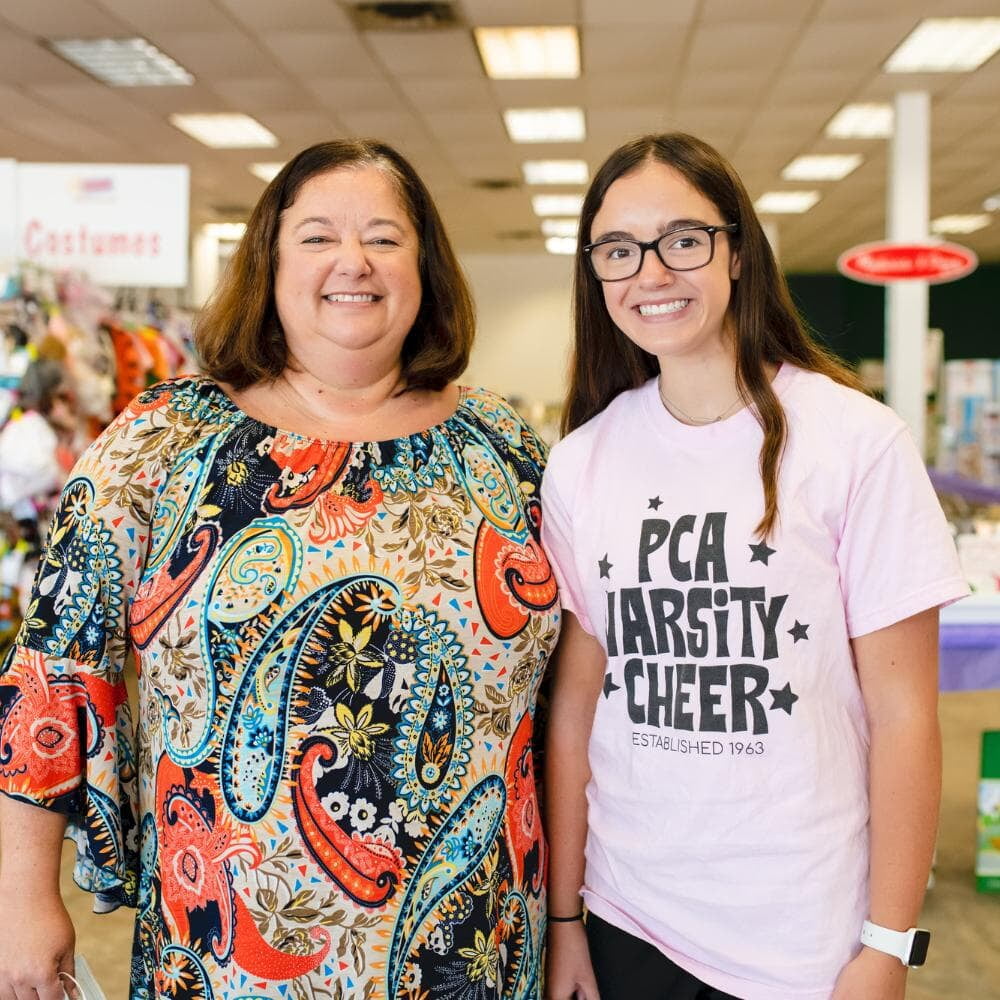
left=50, top=690, right=1000, bottom=999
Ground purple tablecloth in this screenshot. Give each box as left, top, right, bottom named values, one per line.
left=940, top=624, right=1000, bottom=691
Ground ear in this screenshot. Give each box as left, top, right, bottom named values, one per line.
left=729, top=248, right=741, bottom=281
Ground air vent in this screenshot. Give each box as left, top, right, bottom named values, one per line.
left=471, top=178, right=520, bottom=191
left=343, top=2, right=461, bottom=31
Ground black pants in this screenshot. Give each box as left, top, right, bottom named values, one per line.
left=586, top=913, right=743, bottom=1000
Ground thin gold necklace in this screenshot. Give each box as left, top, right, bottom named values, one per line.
left=657, top=378, right=742, bottom=425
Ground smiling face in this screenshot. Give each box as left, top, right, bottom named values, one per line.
left=274, top=165, right=422, bottom=370
left=589, top=159, right=740, bottom=366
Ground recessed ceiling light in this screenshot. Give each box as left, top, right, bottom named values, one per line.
left=522, top=159, right=589, bottom=185
left=249, top=162, right=285, bottom=183
left=541, top=218, right=579, bottom=237
left=475, top=26, right=580, bottom=79
left=824, top=104, right=893, bottom=139
left=754, top=191, right=821, bottom=214
left=532, top=194, right=584, bottom=217
left=982, top=192, right=1000, bottom=212
left=169, top=113, right=278, bottom=149
left=48, top=37, right=193, bottom=86
left=545, top=236, right=577, bottom=255
left=503, top=108, right=585, bottom=143
left=885, top=17, right=1000, bottom=73
left=203, top=223, right=247, bottom=240
left=781, top=154, right=863, bottom=181
left=931, top=214, right=991, bottom=234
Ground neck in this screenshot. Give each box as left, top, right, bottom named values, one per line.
left=656, top=342, right=741, bottom=425
left=280, top=354, right=405, bottom=423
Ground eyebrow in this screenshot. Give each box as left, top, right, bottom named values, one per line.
left=292, top=215, right=406, bottom=233
left=591, top=217, right=712, bottom=243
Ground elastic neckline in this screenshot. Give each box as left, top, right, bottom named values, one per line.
left=203, top=377, right=471, bottom=448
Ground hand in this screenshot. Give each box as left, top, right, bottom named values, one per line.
left=0, top=886, right=75, bottom=1000
left=545, top=920, right=601, bottom=1000
left=832, top=947, right=907, bottom=1000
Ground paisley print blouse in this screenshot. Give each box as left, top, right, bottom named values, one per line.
left=0, top=377, right=559, bottom=1000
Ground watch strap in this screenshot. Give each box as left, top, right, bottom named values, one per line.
left=860, top=920, right=930, bottom=968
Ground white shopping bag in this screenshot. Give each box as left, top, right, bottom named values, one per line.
left=61, top=955, right=107, bottom=1000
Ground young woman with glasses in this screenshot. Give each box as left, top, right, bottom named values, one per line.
left=540, top=133, right=967, bottom=1000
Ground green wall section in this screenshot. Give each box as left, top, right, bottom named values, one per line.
left=787, top=262, right=1000, bottom=364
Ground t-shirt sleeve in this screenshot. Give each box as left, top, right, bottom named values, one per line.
left=0, top=386, right=181, bottom=909
left=837, top=424, right=968, bottom=638
left=541, top=450, right=596, bottom=637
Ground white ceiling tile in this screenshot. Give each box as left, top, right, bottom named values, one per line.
left=421, top=111, right=507, bottom=143
left=582, top=27, right=686, bottom=74
left=787, top=17, right=917, bottom=71
left=95, top=0, right=233, bottom=31
left=366, top=29, right=483, bottom=78
left=0, top=35, right=92, bottom=85
left=210, top=78, right=316, bottom=112
left=215, top=0, right=352, bottom=31
left=335, top=109, right=433, bottom=145
left=261, top=31, right=382, bottom=77
left=253, top=110, right=340, bottom=144
left=687, top=22, right=802, bottom=73
left=303, top=77, right=404, bottom=113
left=582, top=0, right=698, bottom=25
left=404, top=78, right=496, bottom=112
left=154, top=31, right=279, bottom=80
left=458, top=0, right=578, bottom=26
left=672, top=70, right=773, bottom=109
left=0, top=0, right=127, bottom=36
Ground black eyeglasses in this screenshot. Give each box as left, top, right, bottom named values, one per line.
left=583, top=223, right=739, bottom=281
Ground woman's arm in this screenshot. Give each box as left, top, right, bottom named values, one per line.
left=0, top=794, right=75, bottom=1000
left=833, top=607, right=942, bottom=1000
left=544, top=612, right=607, bottom=1000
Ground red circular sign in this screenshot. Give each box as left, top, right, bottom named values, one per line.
left=837, top=241, right=978, bottom=285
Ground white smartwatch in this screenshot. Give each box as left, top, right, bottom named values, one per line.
left=860, top=920, right=930, bottom=968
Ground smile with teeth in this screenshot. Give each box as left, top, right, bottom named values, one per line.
left=324, top=293, right=378, bottom=303
left=638, top=299, right=690, bottom=316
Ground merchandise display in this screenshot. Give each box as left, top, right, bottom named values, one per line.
left=0, top=266, right=197, bottom=660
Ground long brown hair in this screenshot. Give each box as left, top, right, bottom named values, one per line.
left=196, top=139, right=475, bottom=392
left=566, top=133, right=862, bottom=538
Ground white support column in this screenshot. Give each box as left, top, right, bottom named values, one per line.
left=885, top=91, right=930, bottom=456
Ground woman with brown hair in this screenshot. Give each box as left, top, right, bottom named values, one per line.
left=0, top=139, right=557, bottom=999
left=541, top=133, right=966, bottom=999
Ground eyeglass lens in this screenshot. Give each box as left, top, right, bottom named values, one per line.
left=590, top=228, right=715, bottom=280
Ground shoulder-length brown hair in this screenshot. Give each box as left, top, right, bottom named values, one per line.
left=196, top=139, right=475, bottom=392
left=565, top=132, right=862, bottom=538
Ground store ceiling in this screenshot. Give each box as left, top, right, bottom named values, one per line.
left=0, top=0, right=998, bottom=272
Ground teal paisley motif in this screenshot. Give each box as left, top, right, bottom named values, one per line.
left=391, top=607, right=473, bottom=815
left=387, top=774, right=506, bottom=997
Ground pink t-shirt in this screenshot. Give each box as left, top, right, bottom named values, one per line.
left=541, top=365, right=968, bottom=1000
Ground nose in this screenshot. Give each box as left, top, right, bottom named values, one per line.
left=334, top=238, right=372, bottom=277
left=637, top=245, right=674, bottom=283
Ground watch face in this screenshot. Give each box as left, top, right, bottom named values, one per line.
left=909, top=930, right=931, bottom=966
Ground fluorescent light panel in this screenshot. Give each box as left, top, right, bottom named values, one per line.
left=532, top=194, right=584, bottom=217
left=522, top=159, right=588, bottom=185
left=475, top=26, right=580, bottom=79
left=545, top=236, right=577, bottom=255
left=250, top=162, right=285, bottom=183
left=204, top=223, right=247, bottom=240
left=48, top=37, right=193, bottom=86
left=781, top=154, right=863, bottom=181
left=755, top=191, right=821, bottom=214
left=825, top=104, right=893, bottom=139
left=503, top=107, right=585, bottom=143
left=541, top=218, right=579, bottom=238
left=885, top=18, right=1000, bottom=73
left=931, top=214, right=991, bottom=234
left=170, top=113, right=278, bottom=149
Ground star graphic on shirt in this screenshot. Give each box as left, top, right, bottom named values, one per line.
left=748, top=541, right=776, bottom=565
left=598, top=554, right=613, bottom=578
left=648, top=496, right=663, bottom=510
left=769, top=682, right=799, bottom=715
left=603, top=673, right=620, bottom=699
left=788, top=620, right=810, bottom=643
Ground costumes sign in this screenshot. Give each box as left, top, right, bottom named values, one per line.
left=14, top=163, right=189, bottom=287
left=838, top=240, right=977, bottom=285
